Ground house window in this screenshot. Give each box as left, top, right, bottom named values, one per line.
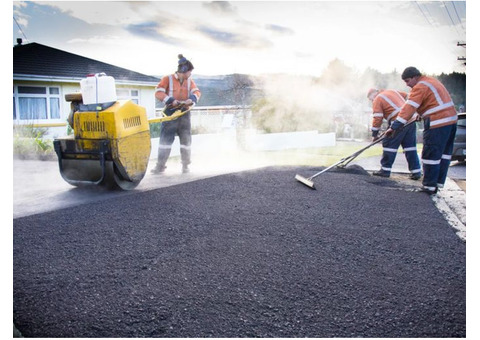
left=14, top=85, right=61, bottom=121
left=117, top=88, right=139, bottom=104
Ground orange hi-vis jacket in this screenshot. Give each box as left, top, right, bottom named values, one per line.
left=395, top=76, right=457, bottom=129
left=371, top=89, right=408, bottom=134
left=155, top=73, right=201, bottom=105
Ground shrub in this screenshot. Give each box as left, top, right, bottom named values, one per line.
left=13, top=125, right=55, bottom=160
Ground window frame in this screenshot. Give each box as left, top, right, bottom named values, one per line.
left=13, top=85, right=63, bottom=123
left=116, top=88, right=140, bottom=104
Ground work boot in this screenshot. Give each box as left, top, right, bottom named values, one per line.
left=417, top=186, right=438, bottom=195
left=151, top=165, right=166, bottom=174
left=373, top=170, right=390, bottom=178
left=409, top=173, right=422, bottom=180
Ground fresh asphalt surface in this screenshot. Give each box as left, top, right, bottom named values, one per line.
left=13, top=165, right=466, bottom=337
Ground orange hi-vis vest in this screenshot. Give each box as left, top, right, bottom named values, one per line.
left=155, top=73, right=201, bottom=104
left=396, top=76, right=457, bottom=129
left=371, top=89, right=408, bottom=133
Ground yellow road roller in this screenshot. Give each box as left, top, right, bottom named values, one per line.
left=54, top=92, right=192, bottom=190
left=53, top=93, right=152, bottom=190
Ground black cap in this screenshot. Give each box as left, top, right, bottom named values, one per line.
left=401, top=66, right=421, bottom=79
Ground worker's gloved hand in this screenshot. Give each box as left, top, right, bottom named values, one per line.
left=169, top=100, right=180, bottom=108
left=372, top=136, right=380, bottom=142
left=170, top=99, right=193, bottom=108
left=385, top=127, right=395, bottom=137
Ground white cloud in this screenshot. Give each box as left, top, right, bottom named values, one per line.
left=67, top=35, right=123, bottom=45
left=13, top=1, right=466, bottom=76
left=13, top=2, right=29, bottom=29
left=44, top=1, right=138, bottom=25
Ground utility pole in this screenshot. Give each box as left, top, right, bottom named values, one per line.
left=457, top=42, right=466, bottom=66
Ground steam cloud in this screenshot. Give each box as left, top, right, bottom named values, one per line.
left=252, top=60, right=409, bottom=135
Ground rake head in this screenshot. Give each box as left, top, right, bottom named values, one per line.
left=295, top=174, right=316, bottom=190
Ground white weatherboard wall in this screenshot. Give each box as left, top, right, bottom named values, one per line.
left=150, top=130, right=336, bottom=159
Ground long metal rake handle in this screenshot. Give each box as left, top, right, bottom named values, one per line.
left=336, top=119, right=418, bottom=170
left=305, top=118, right=417, bottom=180
left=306, top=134, right=386, bottom=180
left=336, top=134, right=386, bottom=169
left=295, top=119, right=418, bottom=189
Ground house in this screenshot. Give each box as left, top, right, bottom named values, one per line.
left=13, top=40, right=160, bottom=138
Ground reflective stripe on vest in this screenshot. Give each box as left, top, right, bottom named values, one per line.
left=430, top=115, right=458, bottom=127
left=379, top=90, right=405, bottom=122
left=418, top=80, right=455, bottom=117
left=169, top=75, right=193, bottom=99
left=168, top=75, right=174, bottom=97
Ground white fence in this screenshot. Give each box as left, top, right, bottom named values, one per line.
left=150, top=104, right=336, bottom=159
left=150, top=105, right=336, bottom=159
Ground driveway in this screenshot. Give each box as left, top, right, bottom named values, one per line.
left=13, top=161, right=466, bottom=337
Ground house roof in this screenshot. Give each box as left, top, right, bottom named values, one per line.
left=13, top=42, right=160, bottom=85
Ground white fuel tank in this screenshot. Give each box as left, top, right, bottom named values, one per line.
left=80, top=73, right=117, bottom=105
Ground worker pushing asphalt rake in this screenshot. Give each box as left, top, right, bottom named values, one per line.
left=295, top=119, right=417, bottom=189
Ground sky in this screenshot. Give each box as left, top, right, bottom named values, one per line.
left=12, top=1, right=467, bottom=77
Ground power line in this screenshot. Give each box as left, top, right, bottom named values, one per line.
left=442, top=2, right=461, bottom=36
left=13, top=16, right=29, bottom=43
left=452, top=1, right=465, bottom=32
left=415, top=1, right=434, bottom=27
left=413, top=2, right=465, bottom=70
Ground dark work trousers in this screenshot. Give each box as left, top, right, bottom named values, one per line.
left=381, top=122, right=421, bottom=176
left=421, top=122, right=457, bottom=190
left=156, top=112, right=192, bottom=169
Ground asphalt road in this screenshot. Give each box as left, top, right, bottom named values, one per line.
left=13, top=165, right=466, bottom=337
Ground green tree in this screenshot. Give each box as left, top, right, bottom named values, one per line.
left=436, top=72, right=466, bottom=110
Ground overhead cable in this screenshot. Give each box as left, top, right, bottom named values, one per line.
left=13, top=16, right=29, bottom=43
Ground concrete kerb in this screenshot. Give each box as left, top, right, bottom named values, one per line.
left=432, top=178, right=466, bottom=241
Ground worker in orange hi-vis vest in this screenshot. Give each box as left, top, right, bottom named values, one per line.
left=151, top=54, right=201, bottom=174
left=386, top=66, right=458, bottom=195
left=367, top=88, right=421, bottom=180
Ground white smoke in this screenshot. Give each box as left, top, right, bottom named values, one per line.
left=251, top=60, right=408, bottom=136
